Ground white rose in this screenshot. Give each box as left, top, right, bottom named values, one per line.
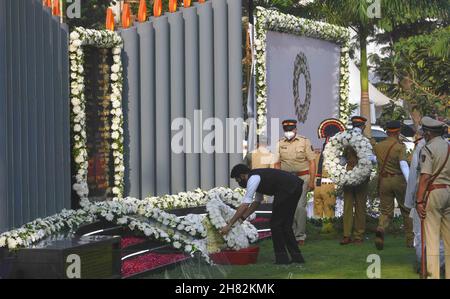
left=111, top=74, right=119, bottom=81
left=71, top=98, right=80, bottom=106
left=73, top=124, right=82, bottom=132
left=112, top=100, right=121, bottom=108
left=0, top=236, right=6, bottom=247
left=7, top=238, right=17, bottom=249
left=111, top=64, right=120, bottom=73
left=70, top=31, right=80, bottom=40
left=73, top=39, right=82, bottom=47
left=112, top=47, right=121, bottom=55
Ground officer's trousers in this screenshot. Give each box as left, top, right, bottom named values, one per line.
left=377, top=175, right=413, bottom=244
left=424, top=187, right=450, bottom=279
left=271, top=181, right=305, bottom=263
left=343, top=181, right=369, bottom=240
left=314, top=183, right=336, bottom=219
left=293, top=174, right=310, bottom=241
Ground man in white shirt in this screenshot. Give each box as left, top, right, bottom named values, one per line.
left=220, top=164, right=305, bottom=264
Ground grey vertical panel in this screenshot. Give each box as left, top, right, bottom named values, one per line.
left=35, top=0, right=47, bottom=217
left=227, top=0, right=243, bottom=187
left=120, top=27, right=141, bottom=198
left=52, top=16, right=64, bottom=212
left=60, top=23, right=71, bottom=210
left=5, top=0, right=13, bottom=227
left=26, top=0, right=38, bottom=222
left=212, top=0, right=229, bottom=187
left=43, top=8, right=56, bottom=215
left=196, top=2, right=215, bottom=190
left=153, top=16, right=171, bottom=196
left=0, top=0, right=7, bottom=232
left=137, top=22, right=156, bottom=197
left=168, top=12, right=186, bottom=194
left=20, top=0, right=30, bottom=223
left=5, top=0, right=14, bottom=227
left=11, top=0, right=23, bottom=227
left=182, top=7, right=200, bottom=191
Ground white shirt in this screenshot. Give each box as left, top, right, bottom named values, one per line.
left=241, top=175, right=264, bottom=204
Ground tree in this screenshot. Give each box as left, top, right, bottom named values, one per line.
left=375, top=27, right=449, bottom=120
left=296, top=0, right=448, bottom=135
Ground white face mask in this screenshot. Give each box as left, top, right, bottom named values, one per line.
left=284, top=131, right=295, bottom=140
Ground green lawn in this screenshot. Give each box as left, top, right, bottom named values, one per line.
left=144, top=232, right=419, bottom=279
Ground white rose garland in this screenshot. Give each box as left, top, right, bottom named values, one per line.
left=69, top=27, right=125, bottom=203
left=0, top=188, right=253, bottom=264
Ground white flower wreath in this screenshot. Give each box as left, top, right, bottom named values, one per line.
left=69, top=27, right=125, bottom=202
left=206, top=197, right=259, bottom=251
left=323, top=130, right=374, bottom=188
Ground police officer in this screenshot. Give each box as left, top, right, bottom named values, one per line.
left=314, top=118, right=346, bottom=233
left=416, top=117, right=449, bottom=279
left=274, top=120, right=316, bottom=245
left=340, top=116, right=374, bottom=245
left=374, top=120, right=413, bottom=250
left=222, top=164, right=305, bottom=264
left=243, top=135, right=275, bottom=170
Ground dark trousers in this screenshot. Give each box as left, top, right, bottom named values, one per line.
left=271, top=181, right=304, bottom=263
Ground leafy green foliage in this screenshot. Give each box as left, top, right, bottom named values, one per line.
left=375, top=27, right=449, bottom=118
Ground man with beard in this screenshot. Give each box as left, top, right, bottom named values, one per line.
left=220, top=164, right=305, bottom=264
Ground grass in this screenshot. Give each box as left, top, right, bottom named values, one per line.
left=143, top=218, right=419, bottom=279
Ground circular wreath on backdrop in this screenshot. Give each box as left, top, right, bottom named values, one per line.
left=206, top=197, right=259, bottom=252
left=293, top=52, right=312, bottom=123
left=323, top=130, right=374, bottom=188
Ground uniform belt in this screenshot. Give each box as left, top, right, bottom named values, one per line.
left=380, top=172, right=402, bottom=178
left=427, top=184, right=449, bottom=192
left=294, top=170, right=310, bottom=176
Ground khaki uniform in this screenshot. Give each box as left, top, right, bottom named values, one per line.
left=244, top=147, right=275, bottom=203
left=244, top=147, right=275, bottom=169
left=342, top=143, right=369, bottom=241
left=313, top=152, right=336, bottom=219
left=274, top=136, right=315, bottom=241
left=420, top=136, right=450, bottom=279
left=374, top=136, right=413, bottom=244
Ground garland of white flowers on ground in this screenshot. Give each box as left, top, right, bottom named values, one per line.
left=323, top=129, right=374, bottom=188
left=69, top=27, right=125, bottom=201
left=254, top=7, right=351, bottom=135
left=0, top=188, right=256, bottom=263
left=206, top=197, right=259, bottom=251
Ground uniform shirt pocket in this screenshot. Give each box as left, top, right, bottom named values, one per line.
left=295, top=146, right=306, bottom=160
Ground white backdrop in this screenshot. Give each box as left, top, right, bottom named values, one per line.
left=265, top=31, right=341, bottom=149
